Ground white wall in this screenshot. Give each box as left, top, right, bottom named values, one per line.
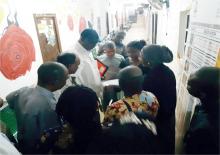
left=0, top=0, right=109, bottom=99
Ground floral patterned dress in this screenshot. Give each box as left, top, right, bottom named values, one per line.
left=103, top=90, right=159, bottom=125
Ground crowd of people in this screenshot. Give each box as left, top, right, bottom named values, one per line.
left=0, top=28, right=219, bottom=154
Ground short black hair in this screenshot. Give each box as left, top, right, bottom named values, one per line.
left=80, top=29, right=99, bottom=44
left=119, top=66, right=143, bottom=96
left=37, top=62, right=67, bottom=86
left=56, top=52, right=76, bottom=68
left=56, top=85, right=99, bottom=128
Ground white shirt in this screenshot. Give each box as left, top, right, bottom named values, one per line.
left=0, top=133, right=21, bottom=155
left=6, top=86, right=60, bottom=150
left=53, top=75, right=77, bottom=101
left=70, top=41, right=103, bottom=97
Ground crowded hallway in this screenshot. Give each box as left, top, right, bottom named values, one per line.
left=0, top=0, right=220, bottom=154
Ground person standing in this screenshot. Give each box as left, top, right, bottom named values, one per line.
left=6, top=62, right=68, bottom=153
left=141, top=45, right=176, bottom=154
left=70, top=29, right=103, bottom=97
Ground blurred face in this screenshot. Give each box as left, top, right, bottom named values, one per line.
left=68, top=57, right=80, bottom=74
left=105, top=48, right=116, bottom=58
left=127, top=47, right=140, bottom=60
left=82, top=39, right=98, bottom=51
left=187, top=73, right=201, bottom=97
left=87, top=42, right=98, bottom=50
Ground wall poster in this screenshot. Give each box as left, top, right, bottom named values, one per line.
left=33, top=14, right=62, bottom=62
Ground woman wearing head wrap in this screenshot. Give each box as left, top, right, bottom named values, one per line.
left=141, top=45, right=176, bottom=154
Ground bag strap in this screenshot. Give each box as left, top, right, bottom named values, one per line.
left=122, top=99, right=132, bottom=112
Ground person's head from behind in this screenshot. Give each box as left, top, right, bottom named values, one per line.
left=103, top=41, right=116, bottom=58
left=57, top=52, right=80, bottom=74
left=56, top=85, right=100, bottom=129
left=119, top=66, right=143, bottom=97
left=187, top=67, right=220, bottom=118
left=113, top=31, right=126, bottom=44
left=126, top=40, right=145, bottom=60
left=187, top=67, right=220, bottom=105
left=37, top=62, right=68, bottom=91
left=141, top=45, right=173, bottom=68
left=79, top=29, right=99, bottom=51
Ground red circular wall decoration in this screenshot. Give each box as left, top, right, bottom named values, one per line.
left=67, top=15, right=74, bottom=31
left=79, top=17, right=86, bottom=33
left=0, top=24, right=35, bottom=80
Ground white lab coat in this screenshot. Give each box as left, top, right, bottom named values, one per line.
left=70, top=41, right=103, bottom=97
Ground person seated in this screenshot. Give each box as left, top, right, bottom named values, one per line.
left=40, top=85, right=102, bottom=154
left=53, top=52, right=80, bottom=101
left=97, top=41, right=125, bottom=80
left=103, top=66, right=159, bottom=126
left=184, top=67, right=220, bottom=154
left=120, top=40, right=146, bottom=68
left=6, top=62, right=68, bottom=154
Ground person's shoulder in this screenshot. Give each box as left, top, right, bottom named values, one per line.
left=115, top=53, right=125, bottom=60
left=161, top=64, right=174, bottom=73
left=6, top=86, right=31, bottom=102
left=141, top=90, right=156, bottom=97
left=140, top=90, right=158, bottom=102
left=26, top=87, right=51, bottom=105
left=97, top=54, right=106, bottom=60
left=153, top=64, right=175, bottom=78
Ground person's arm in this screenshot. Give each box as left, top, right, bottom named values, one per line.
left=6, top=89, right=21, bottom=109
